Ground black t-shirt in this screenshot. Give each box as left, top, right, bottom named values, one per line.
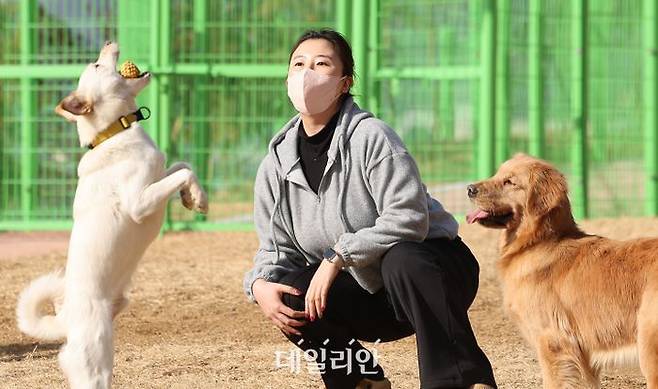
left=297, top=112, right=340, bottom=194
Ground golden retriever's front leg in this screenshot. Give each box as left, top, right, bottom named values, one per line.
left=638, top=287, right=658, bottom=389
left=536, top=333, right=600, bottom=389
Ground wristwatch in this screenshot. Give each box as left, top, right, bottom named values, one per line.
left=323, top=247, right=345, bottom=268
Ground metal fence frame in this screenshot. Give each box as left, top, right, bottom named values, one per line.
left=1, top=0, right=657, bottom=231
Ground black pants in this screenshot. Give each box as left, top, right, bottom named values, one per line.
left=279, top=237, right=497, bottom=389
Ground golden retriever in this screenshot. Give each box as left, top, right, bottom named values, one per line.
left=466, top=153, right=658, bottom=389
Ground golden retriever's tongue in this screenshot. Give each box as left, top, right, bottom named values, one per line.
left=466, top=209, right=490, bottom=224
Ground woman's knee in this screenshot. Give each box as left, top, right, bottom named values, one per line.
left=279, top=265, right=317, bottom=291
left=277, top=268, right=316, bottom=312
left=381, top=241, right=430, bottom=282
left=281, top=290, right=305, bottom=312
left=279, top=278, right=306, bottom=312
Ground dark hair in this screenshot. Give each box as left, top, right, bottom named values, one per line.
left=289, top=29, right=355, bottom=95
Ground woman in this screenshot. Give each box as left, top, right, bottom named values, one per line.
left=243, top=29, right=497, bottom=389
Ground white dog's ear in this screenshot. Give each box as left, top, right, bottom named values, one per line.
left=55, top=93, right=93, bottom=122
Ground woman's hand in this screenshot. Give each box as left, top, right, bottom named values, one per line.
left=252, top=279, right=306, bottom=336
left=305, top=260, right=341, bottom=321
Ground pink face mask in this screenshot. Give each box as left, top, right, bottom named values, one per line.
left=286, top=68, right=345, bottom=115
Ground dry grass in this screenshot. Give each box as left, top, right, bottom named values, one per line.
left=0, top=218, right=654, bottom=388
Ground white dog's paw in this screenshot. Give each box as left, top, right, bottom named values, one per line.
left=188, top=182, right=209, bottom=214
left=180, top=188, right=195, bottom=210
left=112, top=296, right=129, bottom=319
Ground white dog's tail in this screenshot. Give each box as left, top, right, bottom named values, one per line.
left=16, top=271, right=66, bottom=341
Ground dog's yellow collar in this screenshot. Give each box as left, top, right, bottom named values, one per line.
left=88, top=106, right=151, bottom=149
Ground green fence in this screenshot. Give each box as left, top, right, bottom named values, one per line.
left=0, top=0, right=656, bottom=231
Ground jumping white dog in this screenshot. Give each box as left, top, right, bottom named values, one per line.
left=16, top=41, right=208, bottom=388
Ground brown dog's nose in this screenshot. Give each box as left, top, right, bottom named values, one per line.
left=467, top=184, right=478, bottom=198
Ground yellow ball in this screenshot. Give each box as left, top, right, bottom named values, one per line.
left=120, top=61, right=141, bottom=78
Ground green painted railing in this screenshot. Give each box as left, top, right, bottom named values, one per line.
left=0, top=0, right=655, bottom=232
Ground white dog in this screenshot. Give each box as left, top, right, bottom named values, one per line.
left=16, top=41, right=208, bottom=388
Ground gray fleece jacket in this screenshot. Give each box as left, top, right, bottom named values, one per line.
left=243, top=96, right=459, bottom=302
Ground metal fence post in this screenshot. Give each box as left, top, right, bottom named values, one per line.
left=643, top=0, right=658, bottom=216
left=193, top=0, right=209, bottom=223
left=19, top=0, right=35, bottom=223
left=159, top=1, right=172, bottom=156
left=118, top=1, right=154, bottom=137
left=149, top=0, right=161, bottom=141
left=495, top=0, right=509, bottom=166
left=161, top=1, right=173, bottom=229
left=336, top=0, right=351, bottom=38
left=351, top=0, right=368, bottom=106
left=471, top=1, right=481, bottom=177
left=478, top=0, right=495, bottom=179
left=439, top=27, right=455, bottom=140
left=571, top=0, right=589, bottom=219
left=529, top=0, right=544, bottom=158
left=588, top=0, right=605, bottom=164
left=367, top=0, right=380, bottom=116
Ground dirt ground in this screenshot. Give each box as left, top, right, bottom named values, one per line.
left=0, top=219, right=653, bottom=388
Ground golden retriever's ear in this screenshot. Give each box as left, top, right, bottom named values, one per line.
left=55, top=93, right=93, bottom=122
left=526, top=164, right=568, bottom=217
